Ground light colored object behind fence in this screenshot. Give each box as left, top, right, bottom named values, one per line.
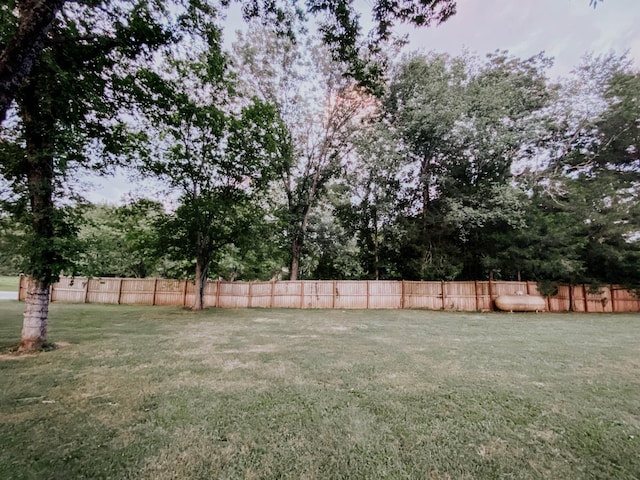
left=17, top=275, right=640, bottom=313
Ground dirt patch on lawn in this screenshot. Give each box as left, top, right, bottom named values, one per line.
left=0, top=341, right=71, bottom=360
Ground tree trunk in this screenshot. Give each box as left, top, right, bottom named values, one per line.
left=20, top=277, right=50, bottom=351
left=18, top=71, right=56, bottom=351
left=289, top=237, right=301, bottom=281
left=0, top=0, right=65, bottom=123
left=193, top=258, right=208, bottom=310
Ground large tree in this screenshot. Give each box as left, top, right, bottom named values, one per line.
left=139, top=34, right=288, bottom=309
left=0, top=1, right=172, bottom=351
left=234, top=27, right=375, bottom=280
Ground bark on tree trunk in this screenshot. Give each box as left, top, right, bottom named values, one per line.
left=20, top=277, right=50, bottom=351
left=193, top=259, right=208, bottom=310
left=0, top=0, right=65, bottom=123
left=289, top=238, right=301, bottom=281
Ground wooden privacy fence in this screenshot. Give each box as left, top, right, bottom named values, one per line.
left=18, top=275, right=640, bottom=312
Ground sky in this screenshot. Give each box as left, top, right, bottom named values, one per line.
left=85, top=0, right=640, bottom=204
left=397, top=0, right=640, bottom=77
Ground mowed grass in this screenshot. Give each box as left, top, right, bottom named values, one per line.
left=1, top=302, right=639, bottom=479
left=0, top=276, right=19, bottom=291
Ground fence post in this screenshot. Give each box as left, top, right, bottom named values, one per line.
left=182, top=279, right=188, bottom=306
left=489, top=278, right=493, bottom=312
left=83, top=277, right=90, bottom=304
left=610, top=284, right=616, bottom=313
left=152, top=278, right=158, bottom=306
left=568, top=284, right=574, bottom=312
left=300, top=281, right=305, bottom=308
left=248, top=282, right=253, bottom=308
left=582, top=284, right=588, bottom=313
left=270, top=281, right=275, bottom=308
left=332, top=280, right=337, bottom=309
left=366, top=281, right=370, bottom=309
left=18, top=274, right=24, bottom=301
left=216, top=280, right=221, bottom=307
left=401, top=280, right=405, bottom=309
left=441, top=281, right=446, bottom=310
left=474, top=281, right=479, bottom=311
left=117, top=278, right=123, bottom=305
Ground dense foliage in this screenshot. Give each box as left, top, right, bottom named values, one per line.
left=4, top=48, right=635, bottom=288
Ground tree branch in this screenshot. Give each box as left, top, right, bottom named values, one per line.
left=0, top=0, right=66, bottom=124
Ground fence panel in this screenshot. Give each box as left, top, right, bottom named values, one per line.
left=612, top=286, right=640, bottom=312
left=270, top=281, right=303, bottom=308
left=86, top=278, right=121, bottom=304
left=369, top=281, right=402, bottom=309
left=571, top=285, right=587, bottom=312
left=546, top=284, right=570, bottom=312
left=334, top=281, right=368, bottom=309
left=119, top=278, right=156, bottom=305
left=584, top=285, right=613, bottom=313
left=218, top=282, right=250, bottom=308
left=475, top=282, right=492, bottom=311
left=445, top=282, right=478, bottom=311
left=403, top=282, right=442, bottom=310
left=50, top=276, right=87, bottom=303
left=303, top=281, right=334, bottom=309
left=247, top=282, right=273, bottom=308
left=154, top=279, right=186, bottom=306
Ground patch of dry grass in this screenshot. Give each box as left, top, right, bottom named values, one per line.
left=0, top=302, right=639, bottom=479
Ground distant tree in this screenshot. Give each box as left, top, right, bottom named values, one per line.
left=76, top=200, right=165, bottom=278
left=140, top=37, right=288, bottom=309
left=339, top=121, right=404, bottom=279
left=375, top=51, right=552, bottom=280
left=0, top=212, right=25, bottom=275
left=508, top=55, right=640, bottom=287
left=234, top=28, right=374, bottom=280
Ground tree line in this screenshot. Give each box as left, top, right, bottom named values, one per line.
left=1, top=0, right=632, bottom=351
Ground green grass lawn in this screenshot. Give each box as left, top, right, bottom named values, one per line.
left=0, top=276, right=19, bottom=291
left=1, top=303, right=639, bottom=479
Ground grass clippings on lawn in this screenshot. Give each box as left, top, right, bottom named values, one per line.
left=0, top=302, right=639, bottom=479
